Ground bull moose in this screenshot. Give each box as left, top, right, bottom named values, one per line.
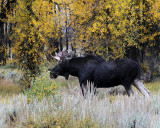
left=49, top=51, right=150, bottom=97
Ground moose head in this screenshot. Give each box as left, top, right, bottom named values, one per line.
left=49, top=50, right=75, bottom=80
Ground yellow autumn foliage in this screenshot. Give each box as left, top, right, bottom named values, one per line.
left=1, top=0, right=159, bottom=76
left=70, top=0, right=159, bottom=59
left=7, top=0, right=61, bottom=75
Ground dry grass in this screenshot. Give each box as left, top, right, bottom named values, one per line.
left=0, top=83, right=160, bottom=128
left=145, top=78, right=160, bottom=94
left=0, top=79, right=21, bottom=97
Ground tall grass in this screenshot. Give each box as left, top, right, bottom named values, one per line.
left=1, top=83, right=160, bottom=128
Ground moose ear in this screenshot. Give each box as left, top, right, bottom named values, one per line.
left=66, top=51, right=75, bottom=60
left=60, top=50, right=68, bottom=60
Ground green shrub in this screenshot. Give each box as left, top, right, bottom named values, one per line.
left=24, top=71, right=60, bottom=100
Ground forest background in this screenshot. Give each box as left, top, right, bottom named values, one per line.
left=0, top=0, right=160, bottom=88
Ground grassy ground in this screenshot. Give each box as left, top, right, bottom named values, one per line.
left=0, top=69, right=160, bottom=127
left=0, top=84, right=160, bottom=128
left=0, top=79, right=21, bottom=97
left=145, top=78, right=160, bottom=94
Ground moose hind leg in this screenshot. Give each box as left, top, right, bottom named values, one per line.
left=124, top=85, right=134, bottom=96
left=133, top=79, right=150, bottom=97
left=139, top=82, right=150, bottom=94
left=80, top=84, right=85, bottom=96
left=130, top=85, right=134, bottom=95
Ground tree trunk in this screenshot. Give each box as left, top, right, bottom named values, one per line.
left=59, top=30, right=63, bottom=51
left=9, top=23, right=13, bottom=60
left=0, top=0, right=16, bottom=64
left=65, top=3, right=68, bottom=50
left=0, top=0, right=5, bottom=65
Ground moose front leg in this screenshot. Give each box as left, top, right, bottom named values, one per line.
left=80, top=82, right=88, bottom=98
left=79, top=73, right=91, bottom=97
left=79, top=80, right=88, bottom=97
left=80, top=83, right=85, bottom=96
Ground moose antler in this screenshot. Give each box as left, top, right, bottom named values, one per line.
left=51, top=51, right=62, bottom=61
left=51, top=50, right=75, bottom=61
